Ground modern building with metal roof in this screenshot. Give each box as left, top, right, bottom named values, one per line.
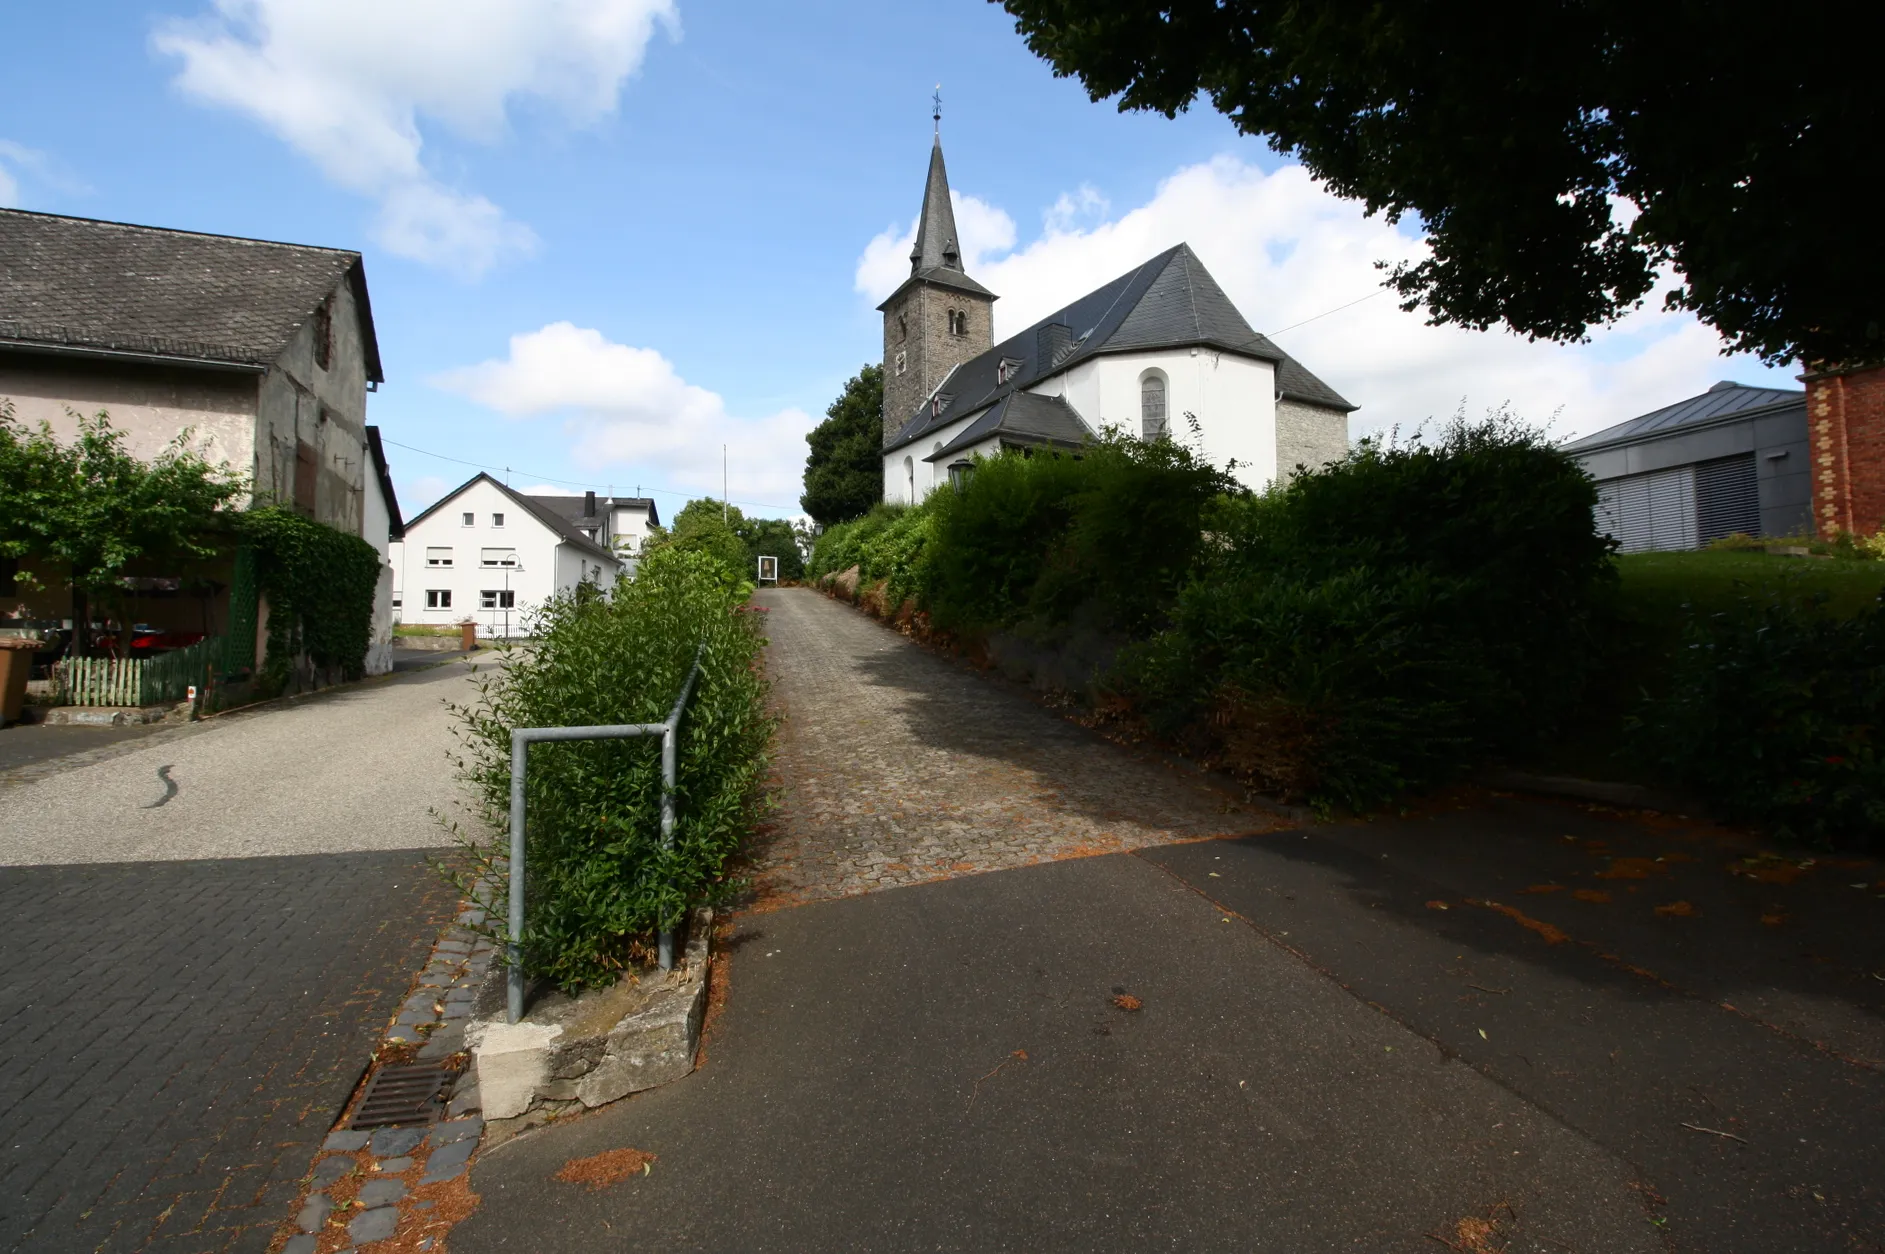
left=1563, top=381, right=1809, bottom=551
left=876, top=134, right=1354, bottom=503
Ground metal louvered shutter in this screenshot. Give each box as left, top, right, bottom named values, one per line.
left=1594, top=466, right=1698, bottom=553
left=1695, top=453, right=1760, bottom=543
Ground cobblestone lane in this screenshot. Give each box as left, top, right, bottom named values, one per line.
left=0, top=853, right=458, bottom=1254
left=747, top=588, right=1288, bottom=907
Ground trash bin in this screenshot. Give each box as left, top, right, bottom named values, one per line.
left=459, top=621, right=478, bottom=652
left=0, top=637, right=39, bottom=726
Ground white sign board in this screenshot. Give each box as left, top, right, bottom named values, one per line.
left=756, top=555, right=779, bottom=583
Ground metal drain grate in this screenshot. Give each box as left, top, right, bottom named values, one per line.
left=346, top=1063, right=449, bottom=1130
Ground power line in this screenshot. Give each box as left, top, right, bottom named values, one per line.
left=378, top=436, right=798, bottom=514
left=1266, top=288, right=1390, bottom=337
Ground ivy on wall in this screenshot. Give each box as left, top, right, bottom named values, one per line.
left=238, top=506, right=381, bottom=692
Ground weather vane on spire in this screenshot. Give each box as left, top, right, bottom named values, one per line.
left=933, top=84, right=942, bottom=135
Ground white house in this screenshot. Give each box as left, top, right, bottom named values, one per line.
left=878, top=137, right=1355, bottom=503
left=391, top=476, right=654, bottom=637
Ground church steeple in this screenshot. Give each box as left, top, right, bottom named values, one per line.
left=878, top=119, right=997, bottom=447
left=909, top=137, right=966, bottom=276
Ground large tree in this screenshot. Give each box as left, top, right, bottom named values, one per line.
left=995, top=0, right=1879, bottom=366
left=801, top=365, right=885, bottom=527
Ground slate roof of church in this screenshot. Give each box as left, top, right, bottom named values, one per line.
left=0, top=208, right=384, bottom=381
left=1562, top=380, right=1805, bottom=453
left=922, top=392, right=1090, bottom=462
left=884, top=243, right=1354, bottom=455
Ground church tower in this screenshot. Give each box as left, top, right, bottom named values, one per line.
left=879, top=130, right=996, bottom=445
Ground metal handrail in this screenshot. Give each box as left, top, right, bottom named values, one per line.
left=505, top=644, right=706, bottom=1024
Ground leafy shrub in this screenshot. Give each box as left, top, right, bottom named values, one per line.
left=922, top=433, right=1232, bottom=636
left=1113, top=412, right=1614, bottom=810
left=1117, top=568, right=1488, bottom=811
left=239, top=505, right=382, bottom=689
left=446, top=547, right=772, bottom=992
left=807, top=503, right=906, bottom=582
left=1632, top=590, right=1885, bottom=846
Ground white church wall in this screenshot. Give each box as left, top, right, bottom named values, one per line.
left=1059, top=350, right=1277, bottom=490
left=885, top=407, right=985, bottom=504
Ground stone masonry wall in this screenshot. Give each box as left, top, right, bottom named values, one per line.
left=1275, top=398, right=1350, bottom=480
left=1805, top=364, right=1885, bottom=537
left=882, top=282, right=994, bottom=444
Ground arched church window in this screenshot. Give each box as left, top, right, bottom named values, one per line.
left=1141, top=373, right=1168, bottom=440
left=904, top=455, right=916, bottom=504
left=948, top=310, right=967, bottom=337
left=897, top=314, right=908, bottom=343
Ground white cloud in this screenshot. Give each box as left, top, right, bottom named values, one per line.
left=153, top=0, right=677, bottom=277
left=856, top=156, right=1791, bottom=443
left=431, top=323, right=813, bottom=511
left=0, top=140, right=72, bottom=207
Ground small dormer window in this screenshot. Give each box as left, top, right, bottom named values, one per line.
left=931, top=393, right=952, bottom=418
left=947, top=310, right=967, bottom=337
left=997, top=357, right=1022, bottom=385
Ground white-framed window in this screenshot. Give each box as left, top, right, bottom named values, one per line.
left=894, top=350, right=907, bottom=376
left=480, top=589, right=516, bottom=609
left=426, top=589, right=451, bottom=609
left=492, top=512, right=505, bottom=528
left=480, top=548, right=518, bottom=568
left=461, top=511, right=474, bottom=527
left=391, top=594, right=402, bottom=609
left=425, top=547, right=453, bottom=567
left=997, top=357, right=1022, bottom=385
left=1140, top=371, right=1169, bottom=440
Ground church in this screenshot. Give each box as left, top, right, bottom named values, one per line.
left=880, top=134, right=1355, bottom=504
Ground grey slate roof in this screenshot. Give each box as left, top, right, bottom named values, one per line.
left=0, top=208, right=384, bottom=381
left=404, top=474, right=620, bottom=565
left=1562, top=380, right=1805, bottom=453
left=922, top=392, right=1091, bottom=462
left=885, top=243, right=1354, bottom=454
left=529, top=494, right=661, bottom=530
left=876, top=137, right=995, bottom=308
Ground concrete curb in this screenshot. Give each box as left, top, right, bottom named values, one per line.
left=466, top=907, right=714, bottom=1137
left=1477, top=769, right=1710, bottom=818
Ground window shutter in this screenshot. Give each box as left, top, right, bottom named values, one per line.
left=1695, top=454, right=1760, bottom=543
left=1594, top=466, right=1697, bottom=552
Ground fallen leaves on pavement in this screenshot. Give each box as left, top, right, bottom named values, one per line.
left=1112, top=993, right=1143, bottom=1011
left=1655, top=900, right=1697, bottom=918
left=554, top=1148, right=657, bottom=1191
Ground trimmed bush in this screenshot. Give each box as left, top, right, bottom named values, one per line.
left=446, top=547, right=773, bottom=992
left=1632, top=590, right=1885, bottom=847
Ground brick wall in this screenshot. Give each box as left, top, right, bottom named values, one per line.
left=1804, top=363, right=1885, bottom=537
left=881, top=282, right=994, bottom=444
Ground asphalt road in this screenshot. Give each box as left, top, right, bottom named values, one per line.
left=0, top=661, right=478, bottom=1253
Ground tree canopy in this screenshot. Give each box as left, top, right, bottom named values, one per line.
left=802, top=364, right=885, bottom=527
left=658, top=498, right=807, bottom=581
left=995, top=0, right=1879, bottom=366
left=1, top=405, right=249, bottom=652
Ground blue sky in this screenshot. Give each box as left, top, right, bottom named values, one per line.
left=3, top=0, right=1793, bottom=519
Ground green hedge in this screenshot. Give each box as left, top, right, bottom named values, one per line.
left=447, top=547, right=773, bottom=992
left=239, top=506, right=382, bottom=689
left=1631, top=590, right=1885, bottom=846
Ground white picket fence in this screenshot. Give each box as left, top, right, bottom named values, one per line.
left=55, top=655, right=146, bottom=707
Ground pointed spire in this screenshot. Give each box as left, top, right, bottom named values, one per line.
left=909, top=135, right=966, bottom=277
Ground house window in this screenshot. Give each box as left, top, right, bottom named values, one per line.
left=480, top=548, right=517, bottom=567
left=947, top=310, right=967, bottom=336
left=894, top=350, right=908, bottom=376
left=294, top=439, right=317, bottom=515
left=391, top=594, right=402, bottom=609
left=461, top=512, right=474, bottom=527
left=492, top=512, right=505, bottom=528
left=1141, top=373, right=1168, bottom=440
left=425, top=547, right=453, bottom=567
left=426, top=589, right=452, bottom=609
left=480, top=589, right=516, bottom=609
left=312, top=297, right=333, bottom=371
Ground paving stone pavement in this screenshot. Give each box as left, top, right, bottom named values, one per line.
left=0, top=852, right=458, bottom=1254
left=747, top=587, right=1287, bottom=907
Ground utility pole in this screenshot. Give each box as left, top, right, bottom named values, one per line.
left=723, top=445, right=728, bottom=523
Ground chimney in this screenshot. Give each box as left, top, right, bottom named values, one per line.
left=1803, top=363, right=1885, bottom=537
left=1037, top=322, right=1073, bottom=369
left=584, top=489, right=596, bottom=518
